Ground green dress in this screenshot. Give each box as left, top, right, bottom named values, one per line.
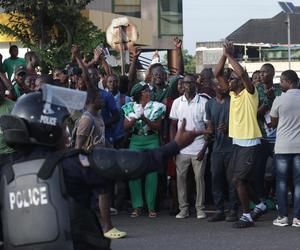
left=122, top=101, right=166, bottom=211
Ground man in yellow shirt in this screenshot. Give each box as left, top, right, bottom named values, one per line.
left=214, top=41, right=266, bottom=228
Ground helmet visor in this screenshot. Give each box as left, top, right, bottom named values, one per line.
left=41, top=84, right=87, bottom=114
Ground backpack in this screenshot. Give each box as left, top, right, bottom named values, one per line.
left=68, top=112, right=96, bottom=150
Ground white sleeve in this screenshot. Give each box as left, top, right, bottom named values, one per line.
left=270, top=96, right=280, bottom=118
left=169, top=98, right=179, bottom=120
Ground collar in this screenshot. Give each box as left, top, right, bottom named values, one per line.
left=286, top=88, right=300, bottom=93
left=181, top=94, right=200, bottom=103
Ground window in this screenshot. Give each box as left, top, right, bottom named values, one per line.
left=113, top=0, right=141, bottom=18
left=159, top=0, right=183, bottom=36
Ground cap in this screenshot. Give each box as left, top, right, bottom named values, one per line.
left=130, top=81, right=148, bottom=97
left=15, top=65, right=27, bottom=75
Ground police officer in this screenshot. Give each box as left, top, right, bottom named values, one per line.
left=0, top=84, right=199, bottom=250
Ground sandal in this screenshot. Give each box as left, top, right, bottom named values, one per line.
left=130, top=208, right=141, bottom=218
left=104, top=227, right=127, bottom=239
left=148, top=211, right=157, bottom=218
left=232, top=216, right=254, bottom=228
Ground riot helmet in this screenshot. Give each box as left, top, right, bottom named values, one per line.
left=0, top=84, right=87, bottom=147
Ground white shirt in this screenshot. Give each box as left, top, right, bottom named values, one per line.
left=170, top=94, right=207, bottom=155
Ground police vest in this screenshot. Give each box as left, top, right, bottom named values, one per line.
left=0, top=150, right=111, bottom=250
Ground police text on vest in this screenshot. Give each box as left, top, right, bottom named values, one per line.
left=9, top=187, right=48, bottom=210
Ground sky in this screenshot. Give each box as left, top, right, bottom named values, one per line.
left=183, top=0, right=293, bottom=54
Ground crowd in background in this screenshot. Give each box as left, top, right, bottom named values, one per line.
left=0, top=38, right=300, bottom=238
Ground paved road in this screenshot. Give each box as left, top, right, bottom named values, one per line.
left=111, top=210, right=299, bottom=250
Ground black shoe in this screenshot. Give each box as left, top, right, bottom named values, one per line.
left=225, top=210, right=238, bottom=222
left=232, top=216, right=254, bottom=229
left=208, top=212, right=225, bottom=222
left=251, top=207, right=267, bottom=221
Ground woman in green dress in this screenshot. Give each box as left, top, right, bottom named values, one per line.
left=122, top=82, right=166, bottom=218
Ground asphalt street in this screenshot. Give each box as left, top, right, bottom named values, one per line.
left=111, top=210, right=299, bottom=250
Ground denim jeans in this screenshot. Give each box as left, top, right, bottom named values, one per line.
left=275, top=154, right=300, bottom=218
left=211, top=152, right=239, bottom=213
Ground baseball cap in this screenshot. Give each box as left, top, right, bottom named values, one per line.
left=15, top=65, right=27, bottom=75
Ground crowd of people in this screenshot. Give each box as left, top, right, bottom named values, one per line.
left=0, top=38, right=300, bottom=241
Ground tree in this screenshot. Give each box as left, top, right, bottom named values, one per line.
left=163, top=49, right=196, bottom=74
left=0, top=0, right=106, bottom=71
left=182, top=49, right=196, bottom=74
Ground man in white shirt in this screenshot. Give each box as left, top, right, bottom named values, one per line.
left=170, top=74, right=208, bottom=219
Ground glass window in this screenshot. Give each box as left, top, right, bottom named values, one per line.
left=113, top=0, right=141, bottom=18
left=159, top=0, right=183, bottom=36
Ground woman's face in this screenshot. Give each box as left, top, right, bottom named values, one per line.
left=140, top=86, right=151, bottom=103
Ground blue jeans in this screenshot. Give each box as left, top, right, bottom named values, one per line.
left=275, top=154, right=300, bottom=218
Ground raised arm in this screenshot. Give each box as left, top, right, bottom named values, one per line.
left=128, top=46, right=142, bottom=92
left=214, top=54, right=228, bottom=90
left=224, top=41, right=254, bottom=94
left=173, top=37, right=184, bottom=75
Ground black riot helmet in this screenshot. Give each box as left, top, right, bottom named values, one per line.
left=0, top=84, right=87, bottom=147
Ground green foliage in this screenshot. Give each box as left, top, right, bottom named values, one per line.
left=162, top=49, right=196, bottom=74
left=182, top=49, right=196, bottom=74
left=0, top=0, right=106, bottom=71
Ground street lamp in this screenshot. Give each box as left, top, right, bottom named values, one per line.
left=278, top=1, right=300, bottom=69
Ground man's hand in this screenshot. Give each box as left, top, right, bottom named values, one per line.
left=174, top=119, right=198, bottom=149
left=196, top=149, right=206, bottom=161
left=71, top=45, right=80, bottom=59
left=217, top=122, right=228, bottom=134
left=223, top=41, right=234, bottom=57
left=173, top=37, right=182, bottom=49
left=265, top=87, right=275, bottom=100
left=93, top=47, right=103, bottom=63
left=131, top=46, right=142, bottom=58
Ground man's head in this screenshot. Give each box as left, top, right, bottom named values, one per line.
left=260, top=64, right=275, bottom=85
left=183, top=74, right=197, bottom=97
left=34, top=75, right=54, bottom=91
left=150, top=64, right=167, bottom=87
left=211, top=81, right=229, bottom=97
left=228, top=72, right=244, bottom=92
left=53, top=67, right=68, bottom=86
left=251, top=70, right=261, bottom=85
left=14, top=65, right=27, bottom=85
left=199, top=68, right=214, bottom=87
left=9, top=45, right=18, bottom=59
left=25, top=51, right=40, bottom=68
left=87, top=67, right=100, bottom=87
left=106, top=74, right=119, bottom=94
left=86, top=88, right=103, bottom=110
left=280, top=70, right=299, bottom=92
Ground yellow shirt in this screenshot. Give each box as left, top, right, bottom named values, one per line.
left=229, top=89, right=262, bottom=139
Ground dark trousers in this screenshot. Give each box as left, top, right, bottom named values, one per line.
left=253, top=140, right=274, bottom=199
left=211, top=152, right=238, bottom=213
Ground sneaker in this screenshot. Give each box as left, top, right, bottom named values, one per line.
left=251, top=206, right=267, bottom=221
left=175, top=210, right=189, bottom=219
left=292, top=218, right=300, bottom=227
left=273, top=216, right=289, bottom=227
left=197, top=210, right=207, bottom=219
left=232, top=215, right=254, bottom=228
left=225, top=210, right=238, bottom=222
left=208, top=212, right=225, bottom=222
left=110, top=207, right=118, bottom=215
